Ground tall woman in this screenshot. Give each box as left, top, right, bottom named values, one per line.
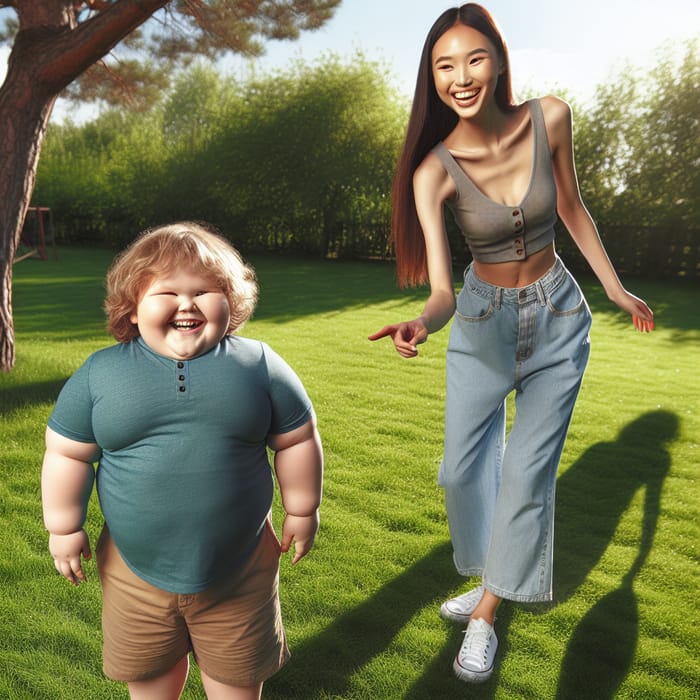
left=369, top=3, right=653, bottom=684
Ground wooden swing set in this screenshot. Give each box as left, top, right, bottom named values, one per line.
left=14, top=206, right=57, bottom=263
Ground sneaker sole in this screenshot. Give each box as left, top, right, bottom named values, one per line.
left=453, top=657, right=494, bottom=683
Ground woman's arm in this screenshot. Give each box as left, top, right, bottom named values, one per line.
left=41, top=427, right=99, bottom=584
left=269, top=416, right=323, bottom=564
left=543, top=95, right=654, bottom=331
left=369, top=153, right=458, bottom=355
left=413, top=154, right=459, bottom=331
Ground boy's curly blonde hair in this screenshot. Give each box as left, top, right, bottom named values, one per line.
left=105, top=222, right=258, bottom=343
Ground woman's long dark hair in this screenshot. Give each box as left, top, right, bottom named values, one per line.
left=392, top=3, right=515, bottom=287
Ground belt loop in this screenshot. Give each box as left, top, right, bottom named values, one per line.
left=495, top=287, right=502, bottom=310
left=535, top=281, right=546, bottom=306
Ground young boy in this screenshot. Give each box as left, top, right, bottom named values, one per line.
left=42, top=222, right=323, bottom=700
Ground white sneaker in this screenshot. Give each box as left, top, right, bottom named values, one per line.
left=453, top=617, right=498, bottom=683
left=439, top=585, right=484, bottom=624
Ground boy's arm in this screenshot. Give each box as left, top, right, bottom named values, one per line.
left=268, top=416, right=323, bottom=564
left=41, top=427, right=99, bottom=585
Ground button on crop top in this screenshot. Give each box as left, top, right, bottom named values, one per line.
left=432, top=99, right=557, bottom=264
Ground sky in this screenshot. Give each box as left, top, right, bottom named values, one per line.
left=0, top=0, right=697, bottom=121
left=225, top=0, right=698, bottom=103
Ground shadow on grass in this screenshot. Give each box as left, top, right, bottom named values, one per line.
left=402, top=604, right=517, bottom=699
left=404, top=410, right=678, bottom=698
left=265, top=541, right=466, bottom=699
left=12, top=250, right=700, bottom=336
left=579, top=277, right=700, bottom=342
left=250, top=256, right=427, bottom=322
left=554, top=410, right=678, bottom=698
left=328, top=410, right=677, bottom=699
left=13, top=251, right=428, bottom=331
left=0, top=380, right=68, bottom=418
left=12, top=278, right=107, bottom=338
left=253, top=260, right=700, bottom=337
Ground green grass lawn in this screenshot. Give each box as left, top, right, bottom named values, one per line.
left=1, top=248, right=698, bottom=699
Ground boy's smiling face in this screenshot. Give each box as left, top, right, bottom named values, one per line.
left=130, top=268, right=231, bottom=360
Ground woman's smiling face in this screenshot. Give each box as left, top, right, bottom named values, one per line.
left=130, top=268, right=231, bottom=360
left=431, top=23, right=503, bottom=116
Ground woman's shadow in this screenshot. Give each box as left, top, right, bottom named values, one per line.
left=553, top=410, right=678, bottom=699
left=404, top=409, right=678, bottom=699
left=265, top=410, right=677, bottom=699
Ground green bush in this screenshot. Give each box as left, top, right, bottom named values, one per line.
left=32, top=42, right=699, bottom=279
left=34, top=55, right=407, bottom=258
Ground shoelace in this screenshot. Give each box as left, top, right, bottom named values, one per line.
left=459, top=621, right=492, bottom=664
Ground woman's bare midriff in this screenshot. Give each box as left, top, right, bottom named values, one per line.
left=472, top=243, right=557, bottom=288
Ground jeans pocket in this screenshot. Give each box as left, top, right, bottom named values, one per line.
left=545, top=278, right=586, bottom=317
left=455, top=286, right=493, bottom=322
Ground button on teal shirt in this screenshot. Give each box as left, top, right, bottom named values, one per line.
left=48, top=336, right=314, bottom=594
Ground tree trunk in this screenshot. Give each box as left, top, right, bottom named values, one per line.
left=0, top=43, right=56, bottom=371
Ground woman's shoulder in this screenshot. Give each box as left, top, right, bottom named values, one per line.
left=415, top=146, right=452, bottom=182
left=535, top=95, right=573, bottom=125
left=414, top=148, right=456, bottom=201
left=532, top=95, right=574, bottom=149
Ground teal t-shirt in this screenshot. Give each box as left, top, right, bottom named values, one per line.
left=48, top=335, right=314, bottom=593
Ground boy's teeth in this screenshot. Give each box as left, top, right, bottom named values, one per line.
left=172, top=320, right=200, bottom=329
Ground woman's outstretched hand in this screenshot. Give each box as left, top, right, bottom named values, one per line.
left=632, top=313, right=654, bottom=333
left=611, top=289, right=655, bottom=332
left=368, top=319, right=429, bottom=358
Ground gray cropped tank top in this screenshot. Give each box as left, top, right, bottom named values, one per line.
left=432, top=99, right=557, bottom=264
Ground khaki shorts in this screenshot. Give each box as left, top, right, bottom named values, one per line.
left=96, top=519, right=290, bottom=686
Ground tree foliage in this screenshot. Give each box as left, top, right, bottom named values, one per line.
left=609, top=40, right=699, bottom=227
left=0, top=0, right=340, bottom=370
left=0, top=0, right=340, bottom=110
left=561, top=41, right=699, bottom=279
left=543, top=39, right=698, bottom=232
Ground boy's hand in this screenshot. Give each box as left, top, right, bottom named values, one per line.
left=48, top=529, right=92, bottom=585
left=281, top=512, right=319, bottom=564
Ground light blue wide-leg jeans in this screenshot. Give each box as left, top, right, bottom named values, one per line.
left=438, top=257, right=592, bottom=602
